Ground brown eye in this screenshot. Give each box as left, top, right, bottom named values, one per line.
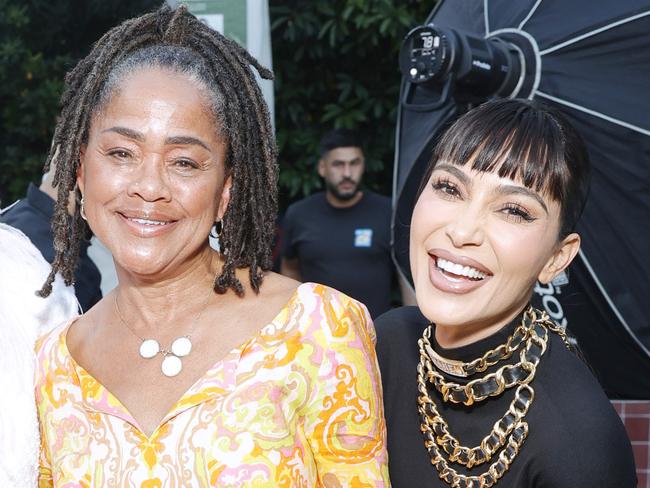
left=173, top=159, right=199, bottom=170
left=501, top=204, right=535, bottom=223
left=431, top=178, right=461, bottom=198
left=108, top=149, right=131, bottom=159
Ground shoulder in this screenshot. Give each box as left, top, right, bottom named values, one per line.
left=373, top=307, right=427, bottom=382
left=282, top=194, right=324, bottom=229
left=291, top=282, right=375, bottom=344
left=536, top=334, right=623, bottom=425
left=295, top=282, right=372, bottom=325
left=285, top=193, right=326, bottom=217
left=357, top=192, right=392, bottom=229
left=361, top=191, right=391, bottom=214
left=35, top=320, right=75, bottom=378
left=0, top=198, right=31, bottom=223
left=1, top=198, right=49, bottom=238
left=364, top=191, right=391, bottom=206
left=375, top=306, right=428, bottom=350
left=530, top=334, right=637, bottom=485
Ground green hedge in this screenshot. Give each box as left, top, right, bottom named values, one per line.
left=0, top=0, right=161, bottom=204
left=272, top=0, right=433, bottom=208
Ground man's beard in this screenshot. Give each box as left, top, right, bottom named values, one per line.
left=325, top=178, right=359, bottom=202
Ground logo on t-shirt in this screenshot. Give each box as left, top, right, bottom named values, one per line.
left=354, top=228, right=373, bottom=248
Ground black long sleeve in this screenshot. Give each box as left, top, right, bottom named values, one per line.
left=375, top=306, right=637, bottom=488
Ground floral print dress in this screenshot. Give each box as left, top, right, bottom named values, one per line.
left=36, top=283, right=390, bottom=487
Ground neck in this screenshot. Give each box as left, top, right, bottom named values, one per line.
left=434, top=305, right=526, bottom=349
left=325, top=190, right=363, bottom=208
left=113, top=248, right=223, bottom=333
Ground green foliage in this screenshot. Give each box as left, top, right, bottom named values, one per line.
left=0, top=0, right=160, bottom=204
left=271, top=0, right=433, bottom=209
left=0, top=0, right=435, bottom=208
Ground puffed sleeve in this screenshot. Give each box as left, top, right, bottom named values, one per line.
left=300, top=285, right=390, bottom=486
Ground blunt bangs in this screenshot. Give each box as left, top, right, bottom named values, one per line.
left=425, top=99, right=590, bottom=237
left=435, top=100, right=568, bottom=200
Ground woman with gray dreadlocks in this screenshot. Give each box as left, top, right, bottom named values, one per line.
left=34, top=5, right=389, bottom=486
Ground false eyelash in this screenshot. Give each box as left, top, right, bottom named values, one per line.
left=502, top=203, right=535, bottom=222
left=431, top=177, right=461, bottom=197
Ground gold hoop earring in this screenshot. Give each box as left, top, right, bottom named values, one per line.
left=80, top=196, right=87, bottom=221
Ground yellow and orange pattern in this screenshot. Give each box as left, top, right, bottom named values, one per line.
left=35, top=283, right=390, bottom=487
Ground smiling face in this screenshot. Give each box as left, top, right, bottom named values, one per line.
left=410, top=162, right=580, bottom=346
left=318, top=146, right=365, bottom=206
left=77, top=67, right=231, bottom=279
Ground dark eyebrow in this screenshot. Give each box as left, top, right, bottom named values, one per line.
left=434, top=163, right=549, bottom=213
left=496, top=185, right=549, bottom=213
left=332, top=157, right=362, bottom=164
left=165, top=135, right=210, bottom=151
left=102, top=126, right=145, bottom=141
left=433, top=163, right=471, bottom=187
left=101, top=128, right=210, bottom=151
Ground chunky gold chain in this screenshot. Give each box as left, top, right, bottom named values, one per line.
left=425, top=311, right=532, bottom=378
left=416, top=307, right=558, bottom=487
left=421, top=319, right=548, bottom=406
left=423, top=421, right=529, bottom=488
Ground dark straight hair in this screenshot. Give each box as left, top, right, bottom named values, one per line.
left=420, top=98, right=591, bottom=238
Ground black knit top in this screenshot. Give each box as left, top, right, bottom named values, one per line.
left=375, top=306, right=636, bottom=488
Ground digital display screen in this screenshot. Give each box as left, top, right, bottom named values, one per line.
left=416, top=33, right=438, bottom=51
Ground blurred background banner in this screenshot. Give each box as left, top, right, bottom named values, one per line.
left=393, top=0, right=650, bottom=399
left=167, top=0, right=275, bottom=127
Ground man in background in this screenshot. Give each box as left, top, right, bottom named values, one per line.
left=281, top=128, right=398, bottom=317
left=0, top=164, right=102, bottom=311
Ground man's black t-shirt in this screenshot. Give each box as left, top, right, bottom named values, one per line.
left=375, top=306, right=637, bottom=487
left=282, top=191, right=392, bottom=317
left=1, top=183, right=102, bottom=311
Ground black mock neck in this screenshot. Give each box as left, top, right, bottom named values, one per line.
left=430, top=309, right=525, bottom=362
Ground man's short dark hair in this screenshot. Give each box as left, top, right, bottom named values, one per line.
left=319, top=128, right=362, bottom=156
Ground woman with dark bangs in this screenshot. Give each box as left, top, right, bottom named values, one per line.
left=375, top=98, right=636, bottom=487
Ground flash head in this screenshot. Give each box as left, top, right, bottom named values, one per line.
left=399, top=24, right=526, bottom=100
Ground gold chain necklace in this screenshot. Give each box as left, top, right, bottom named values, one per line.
left=422, top=318, right=548, bottom=406
left=425, top=311, right=532, bottom=378
left=416, top=307, right=562, bottom=487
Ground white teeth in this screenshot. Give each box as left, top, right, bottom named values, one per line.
left=129, top=217, right=169, bottom=226
left=436, top=257, right=487, bottom=279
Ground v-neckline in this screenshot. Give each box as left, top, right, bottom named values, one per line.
left=59, top=283, right=306, bottom=440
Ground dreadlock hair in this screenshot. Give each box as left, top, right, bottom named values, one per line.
left=39, top=4, right=277, bottom=298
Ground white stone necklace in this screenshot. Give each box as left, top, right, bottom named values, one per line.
left=114, top=292, right=211, bottom=377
